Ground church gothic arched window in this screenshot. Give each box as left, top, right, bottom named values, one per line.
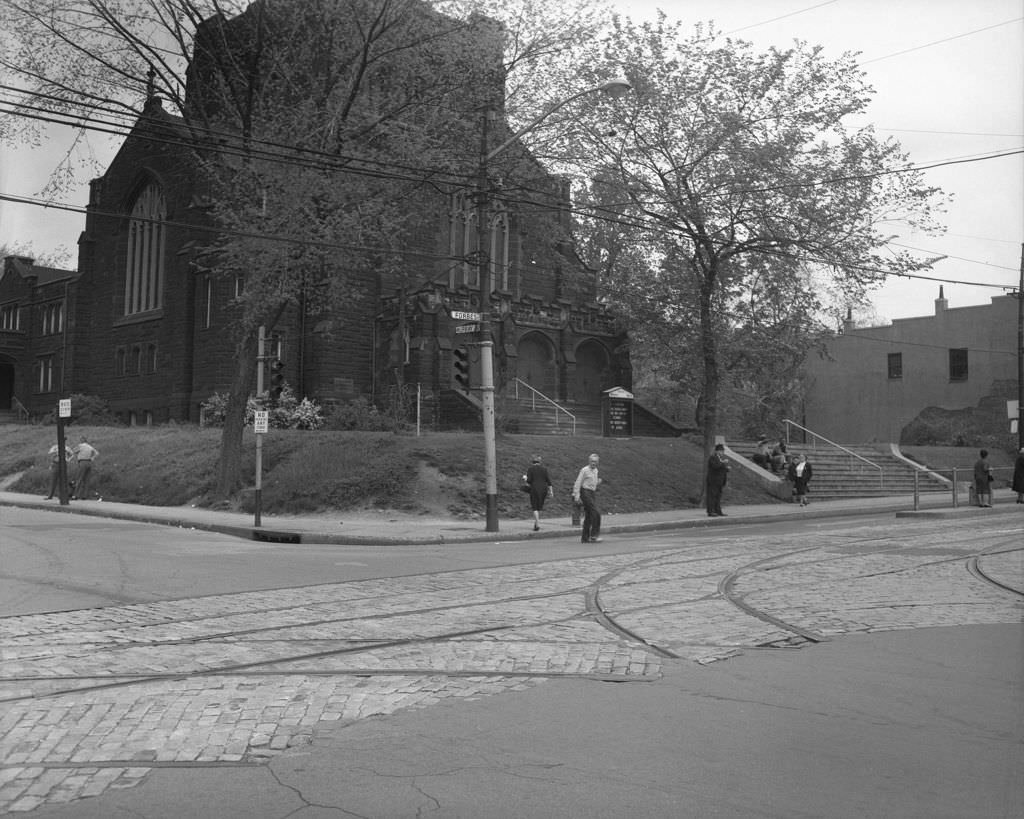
left=124, top=182, right=166, bottom=315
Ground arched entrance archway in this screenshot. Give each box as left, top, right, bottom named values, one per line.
left=572, top=340, right=609, bottom=405
left=517, top=333, right=557, bottom=399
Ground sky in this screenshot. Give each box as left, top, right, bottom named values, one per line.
left=1, top=0, right=1021, bottom=323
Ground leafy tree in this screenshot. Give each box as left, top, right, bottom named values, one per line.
left=1, top=0, right=610, bottom=497
left=561, top=15, right=948, bottom=459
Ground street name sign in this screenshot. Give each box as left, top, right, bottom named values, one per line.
left=451, top=310, right=482, bottom=321
left=455, top=323, right=479, bottom=334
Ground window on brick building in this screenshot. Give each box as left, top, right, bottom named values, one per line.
left=949, top=348, right=968, bottom=381
left=41, top=301, right=64, bottom=335
left=115, top=347, right=126, bottom=376
left=1, top=302, right=21, bottom=330
left=130, top=345, right=142, bottom=375
left=489, top=206, right=509, bottom=291
left=887, top=352, right=902, bottom=379
left=124, top=181, right=166, bottom=315
left=146, top=344, right=157, bottom=374
left=202, top=275, right=213, bottom=329
left=36, top=356, right=55, bottom=393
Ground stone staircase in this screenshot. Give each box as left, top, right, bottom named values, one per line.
left=500, top=393, right=603, bottom=436
left=731, top=440, right=950, bottom=500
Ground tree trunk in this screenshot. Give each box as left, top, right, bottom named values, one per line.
left=698, top=284, right=719, bottom=459
left=215, top=328, right=259, bottom=498
left=698, top=279, right=719, bottom=504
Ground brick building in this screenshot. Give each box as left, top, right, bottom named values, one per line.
left=0, top=2, right=629, bottom=425
left=802, top=288, right=1019, bottom=443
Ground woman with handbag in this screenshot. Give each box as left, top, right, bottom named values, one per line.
left=524, top=454, right=553, bottom=531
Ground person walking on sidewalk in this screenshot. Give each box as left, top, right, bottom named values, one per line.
left=788, top=453, right=813, bottom=506
left=573, top=453, right=602, bottom=543
left=973, top=449, right=994, bottom=507
left=525, top=454, right=553, bottom=531
left=72, top=436, right=99, bottom=499
left=706, top=443, right=730, bottom=517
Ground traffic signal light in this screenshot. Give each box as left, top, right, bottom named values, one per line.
left=269, top=359, right=285, bottom=400
left=452, top=347, right=470, bottom=391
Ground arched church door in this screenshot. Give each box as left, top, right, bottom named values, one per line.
left=517, top=333, right=557, bottom=399
left=572, top=340, right=609, bottom=405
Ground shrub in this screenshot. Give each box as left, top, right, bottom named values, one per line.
left=200, top=385, right=325, bottom=430
left=323, top=396, right=409, bottom=432
left=41, top=393, right=122, bottom=426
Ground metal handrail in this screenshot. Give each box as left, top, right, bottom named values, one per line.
left=782, top=418, right=884, bottom=488
left=11, top=396, right=29, bottom=423
left=512, top=378, right=576, bottom=434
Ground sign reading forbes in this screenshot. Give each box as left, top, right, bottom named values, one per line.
left=602, top=386, right=634, bottom=438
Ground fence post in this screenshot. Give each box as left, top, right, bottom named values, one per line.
left=952, top=467, right=958, bottom=508
left=913, top=470, right=920, bottom=511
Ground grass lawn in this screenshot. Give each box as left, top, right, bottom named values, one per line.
left=0, top=425, right=782, bottom=518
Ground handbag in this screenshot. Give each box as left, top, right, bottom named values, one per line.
left=520, top=480, right=531, bottom=493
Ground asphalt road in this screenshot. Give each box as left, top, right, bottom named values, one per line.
left=1, top=507, right=1021, bottom=817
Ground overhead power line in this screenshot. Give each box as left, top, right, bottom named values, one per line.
left=862, top=17, right=1024, bottom=64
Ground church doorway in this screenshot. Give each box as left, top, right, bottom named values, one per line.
left=572, top=340, right=609, bottom=405
left=516, top=333, right=557, bottom=400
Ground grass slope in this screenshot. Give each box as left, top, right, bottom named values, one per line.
left=0, top=426, right=783, bottom=518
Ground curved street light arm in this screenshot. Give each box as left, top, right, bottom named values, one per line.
left=484, top=76, right=631, bottom=163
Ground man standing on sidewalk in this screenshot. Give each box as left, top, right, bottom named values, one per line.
left=573, top=453, right=602, bottom=543
left=706, top=443, right=730, bottom=517
left=72, top=436, right=99, bottom=499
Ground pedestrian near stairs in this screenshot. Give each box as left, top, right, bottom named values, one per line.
left=973, top=449, right=994, bottom=507
left=1012, top=446, right=1024, bottom=504
left=706, top=443, right=730, bottom=517
left=572, top=453, right=602, bottom=542
left=788, top=453, right=813, bottom=506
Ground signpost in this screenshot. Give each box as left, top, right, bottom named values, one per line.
left=56, top=398, right=71, bottom=506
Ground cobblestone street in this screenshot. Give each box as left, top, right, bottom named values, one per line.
left=1, top=516, right=1021, bottom=813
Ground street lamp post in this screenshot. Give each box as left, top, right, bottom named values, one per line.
left=475, top=75, right=632, bottom=532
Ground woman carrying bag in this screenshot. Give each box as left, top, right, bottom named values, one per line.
left=524, top=455, right=554, bottom=531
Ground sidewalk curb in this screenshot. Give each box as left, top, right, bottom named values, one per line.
left=5, top=493, right=1017, bottom=546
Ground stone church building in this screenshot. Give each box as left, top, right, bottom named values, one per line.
left=0, top=2, right=630, bottom=427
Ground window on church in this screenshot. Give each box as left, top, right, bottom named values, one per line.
left=146, top=344, right=158, bottom=374
left=41, top=302, right=64, bottom=335
left=448, top=192, right=509, bottom=291
left=887, top=352, right=902, bottom=379
left=36, top=356, right=55, bottom=393
left=115, top=347, right=126, bottom=376
left=948, top=348, right=968, bottom=382
left=124, top=181, right=166, bottom=315
left=1, top=302, right=20, bottom=331
left=490, top=207, right=509, bottom=291
left=130, top=345, right=142, bottom=375
left=202, top=275, right=213, bottom=329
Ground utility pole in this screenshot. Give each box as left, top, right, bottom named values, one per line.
left=1017, top=243, right=1023, bottom=449
left=477, top=107, right=499, bottom=532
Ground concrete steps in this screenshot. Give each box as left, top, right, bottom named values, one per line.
left=502, top=398, right=603, bottom=436
left=731, top=441, right=950, bottom=499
